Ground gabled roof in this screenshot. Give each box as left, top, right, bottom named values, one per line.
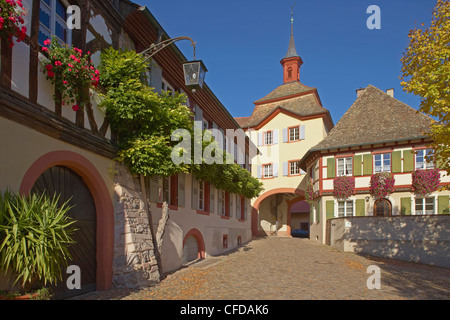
left=299, top=85, right=433, bottom=167
left=238, top=90, right=332, bottom=129
left=254, top=81, right=315, bottom=105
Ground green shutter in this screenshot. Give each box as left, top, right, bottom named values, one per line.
left=436, top=157, right=447, bottom=170
left=363, top=154, right=373, bottom=176
left=326, top=201, right=335, bottom=220
left=403, top=150, right=415, bottom=172
left=438, top=196, right=450, bottom=215
left=401, top=197, right=412, bottom=215
left=392, top=151, right=402, bottom=173
left=327, top=158, right=335, bottom=178
left=355, top=199, right=366, bottom=217
left=354, top=155, right=362, bottom=176
left=316, top=201, right=321, bottom=223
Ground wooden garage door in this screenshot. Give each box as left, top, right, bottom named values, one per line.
left=31, top=166, right=97, bottom=299
left=182, top=236, right=199, bottom=265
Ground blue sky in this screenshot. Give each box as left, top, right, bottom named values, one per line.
left=140, top=0, right=437, bottom=124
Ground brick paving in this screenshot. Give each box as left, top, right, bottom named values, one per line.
left=75, top=237, right=450, bottom=300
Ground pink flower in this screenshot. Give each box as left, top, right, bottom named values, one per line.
left=55, top=61, right=62, bottom=66
left=42, top=47, right=49, bottom=52
left=47, top=71, right=55, bottom=78
left=72, top=104, right=80, bottom=112
left=44, top=39, right=51, bottom=46
left=45, top=64, right=53, bottom=71
left=68, top=63, right=74, bottom=68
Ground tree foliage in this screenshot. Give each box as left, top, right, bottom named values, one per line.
left=99, top=48, right=263, bottom=199
left=401, top=0, right=450, bottom=177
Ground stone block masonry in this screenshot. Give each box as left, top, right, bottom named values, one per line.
left=112, top=164, right=160, bottom=288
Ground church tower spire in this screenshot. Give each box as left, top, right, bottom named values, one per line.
left=281, top=4, right=303, bottom=84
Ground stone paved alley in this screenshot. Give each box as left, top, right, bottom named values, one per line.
left=75, top=237, right=450, bottom=300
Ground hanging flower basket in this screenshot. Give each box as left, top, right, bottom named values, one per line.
left=0, top=0, right=27, bottom=47
left=369, top=172, right=396, bottom=200
left=412, top=168, right=440, bottom=198
left=41, top=37, right=100, bottom=111
left=333, top=176, right=355, bottom=200
left=305, top=182, right=316, bottom=204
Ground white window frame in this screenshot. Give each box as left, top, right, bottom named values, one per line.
left=263, top=164, right=273, bottom=179
left=374, top=153, right=391, bottom=173
left=336, top=200, right=354, bottom=217
left=414, top=196, right=435, bottom=215
left=39, top=0, right=72, bottom=46
left=289, top=126, right=300, bottom=142
left=264, top=131, right=273, bottom=146
left=337, top=157, right=353, bottom=177
left=198, top=180, right=204, bottom=211
left=415, top=149, right=434, bottom=170
left=289, top=161, right=301, bottom=176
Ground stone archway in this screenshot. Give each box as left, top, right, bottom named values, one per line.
left=19, top=151, right=114, bottom=292
left=252, top=188, right=305, bottom=237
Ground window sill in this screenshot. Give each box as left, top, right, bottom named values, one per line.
left=220, top=215, right=231, bottom=220
left=196, top=210, right=210, bottom=216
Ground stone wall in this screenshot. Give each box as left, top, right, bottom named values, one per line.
left=113, top=164, right=160, bottom=288
left=329, top=215, right=450, bottom=268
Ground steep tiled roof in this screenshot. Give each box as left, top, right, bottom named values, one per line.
left=309, top=85, right=433, bottom=151
left=240, top=92, right=330, bottom=128
left=234, top=117, right=251, bottom=127
left=254, top=81, right=315, bottom=105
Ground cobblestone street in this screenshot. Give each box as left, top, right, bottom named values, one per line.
left=76, top=237, right=450, bottom=300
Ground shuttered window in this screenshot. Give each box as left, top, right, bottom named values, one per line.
left=415, top=197, right=435, bottom=215
left=374, top=153, right=391, bottom=173
left=337, top=157, right=352, bottom=176
left=39, top=0, right=70, bottom=46
left=263, top=164, right=273, bottom=178
left=415, top=149, right=434, bottom=170
left=338, top=201, right=354, bottom=217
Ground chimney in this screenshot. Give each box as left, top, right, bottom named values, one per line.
left=386, top=88, right=394, bottom=98
left=356, top=88, right=366, bottom=98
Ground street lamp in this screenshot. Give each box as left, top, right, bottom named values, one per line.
left=139, top=36, right=208, bottom=92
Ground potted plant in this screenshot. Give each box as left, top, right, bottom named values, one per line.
left=333, top=176, right=355, bottom=200
left=41, top=37, right=100, bottom=112
left=0, top=190, right=77, bottom=300
left=369, top=172, right=396, bottom=200
left=0, top=0, right=27, bottom=47
left=412, top=168, right=441, bottom=197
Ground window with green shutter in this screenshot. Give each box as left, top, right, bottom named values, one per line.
left=403, top=150, right=415, bottom=172
left=363, top=154, right=373, bottom=176
left=392, top=151, right=402, bottom=173
left=326, top=200, right=335, bottom=220
left=354, top=155, right=362, bottom=176
left=401, top=197, right=412, bottom=215
left=355, top=199, right=366, bottom=217
left=327, top=158, right=335, bottom=178
left=438, top=196, right=450, bottom=215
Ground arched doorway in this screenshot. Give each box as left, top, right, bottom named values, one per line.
left=182, top=229, right=205, bottom=265
left=374, top=199, right=392, bottom=217
left=31, top=166, right=97, bottom=299
left=19, top=151, right=114, bottom=294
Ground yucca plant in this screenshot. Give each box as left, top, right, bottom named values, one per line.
left=0, top=191, right=77, bottom=290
